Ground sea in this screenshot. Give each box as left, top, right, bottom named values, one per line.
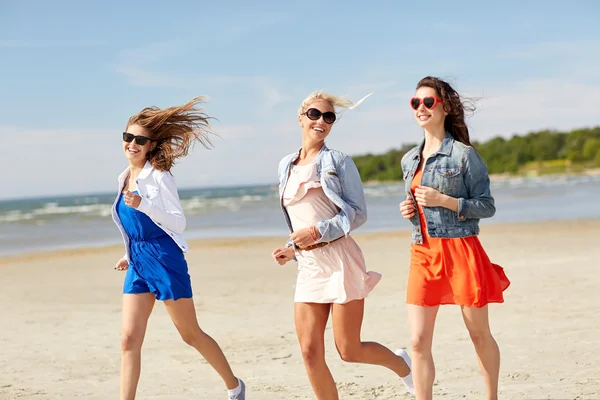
left=1, top=175, right=599, bottom=257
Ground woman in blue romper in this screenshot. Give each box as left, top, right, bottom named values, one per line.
left=112, top=96, right=246, bottom=400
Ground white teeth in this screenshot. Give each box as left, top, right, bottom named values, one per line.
left=314, top=127, right=324, bottom=132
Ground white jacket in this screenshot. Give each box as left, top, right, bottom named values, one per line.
left=111, top=161, right=189, bottom=262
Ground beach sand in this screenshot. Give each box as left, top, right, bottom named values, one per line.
left=1, top=219, right=599, bottom=399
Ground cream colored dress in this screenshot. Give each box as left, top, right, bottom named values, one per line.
left=283, top=162, right=381, bottom=304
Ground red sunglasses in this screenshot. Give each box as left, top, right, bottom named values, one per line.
left=410, top=96, right=443, bottom=110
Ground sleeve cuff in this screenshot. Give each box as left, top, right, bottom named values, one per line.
left=457, top=198, right=467, bottom=221
left=314, top=221, right=327, bottom=243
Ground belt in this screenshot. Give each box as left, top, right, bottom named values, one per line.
left=298, top=236, right=343, bottom=251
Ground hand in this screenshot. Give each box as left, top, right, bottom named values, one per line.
left=272, top=247, right=295, bottom=266
left=115, top=257, right=129, bottom=271
left=290, top=226, right=321, bottom=248
left=414, top=186, right=446, bottom=208
left=123, top=190, right=142, bottom=209
left=399, top=196, right=416, bottom=219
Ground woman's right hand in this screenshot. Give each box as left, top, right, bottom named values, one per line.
left=271, top=247, right=295, bottom=266
left=399, top=196, right=416, bottom=220
left=114, top=257, right=129, bottom=271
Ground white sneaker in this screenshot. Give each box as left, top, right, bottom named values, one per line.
left=395, top=349, right=415, bottom=394
left=228, top=379, right=245, bottom=400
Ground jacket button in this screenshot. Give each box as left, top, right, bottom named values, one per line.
left=446, top=171, right=451, bottom=176
left=416, top=228, right=420, bottom=233
left=459, top=215, right=466, bottom=221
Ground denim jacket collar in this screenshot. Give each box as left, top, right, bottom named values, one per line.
left=411, top=132, right=455, bottom=160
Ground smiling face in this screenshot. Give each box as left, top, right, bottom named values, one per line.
left=122, top=124, right=155, bottom=167
left=298, top=98, right=335, bottom=142
left=413, top=86, right=447, bottom=130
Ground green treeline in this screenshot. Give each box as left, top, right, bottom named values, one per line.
left=353, top=126, right=600, bottom=181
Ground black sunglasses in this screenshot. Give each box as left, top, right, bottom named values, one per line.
left=303, top=108, right=336, bottom=124
left=122, top=132, right=155, bottom=146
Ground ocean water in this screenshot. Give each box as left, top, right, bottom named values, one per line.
left=1, top=175, right=599, bottom=256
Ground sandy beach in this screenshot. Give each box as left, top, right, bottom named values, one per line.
left=1, top=219, right=599, bottom=399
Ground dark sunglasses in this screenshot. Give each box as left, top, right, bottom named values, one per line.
left=303, top=108, right=336, bottom=124
left=122, top=132, right=155, bottom=146
left=410, top=96, right=443, bottom=110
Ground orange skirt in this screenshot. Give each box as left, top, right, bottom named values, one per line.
left=407, top=168, right=510, bottom=308
left=407, top=233, right=510, bottom=307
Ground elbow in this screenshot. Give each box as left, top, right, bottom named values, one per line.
left=352, top=208, right=367, bottom=230
left=479, top=200, right=496, bottom=219
left=486, top=203, right=496, bottom=218
left=484, top=196, right=496, bottom=218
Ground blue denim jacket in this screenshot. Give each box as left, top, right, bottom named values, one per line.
left=401, top=133, right=495, bottom=244
left=278, top=144, right=367, bottom=247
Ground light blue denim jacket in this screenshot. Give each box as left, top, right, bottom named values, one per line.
left=278, top=144, right=367, bottom=248
left=401, top=133, right=495, bottom=244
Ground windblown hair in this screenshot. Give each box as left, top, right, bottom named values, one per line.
left=127, top=96, right=214, bottom=172
left=416, top=76, right=475, bottom=146
left=297, top=90, right=370, bottom=117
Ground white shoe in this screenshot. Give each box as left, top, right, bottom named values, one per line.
left=228, top=379, right=245, bottom=400
left=395, top=349, right=415, bottom=394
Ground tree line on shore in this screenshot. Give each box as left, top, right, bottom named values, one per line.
left=352, top=126, right=600, bottom=181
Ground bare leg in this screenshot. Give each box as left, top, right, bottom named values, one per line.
left=331, top=299, right=410, bottom=377
left=163, top=298, right=239, bottom=390
left=120, top=293, right=155, bottom=400
left=407, top=304, right=439, bottom=400
left=295, top=302, right=338, bottom=400
left=461, top=305, right=500, bottom=400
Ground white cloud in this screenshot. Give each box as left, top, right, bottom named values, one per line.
left=466, top=80, right=600, bottom=140
left=3, top=73, right=599, bottom=201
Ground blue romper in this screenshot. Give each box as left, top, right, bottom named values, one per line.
left=116, top=190, right=193, bottom=301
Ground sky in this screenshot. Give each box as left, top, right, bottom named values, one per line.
left=1, top=0, right=599, bottom=200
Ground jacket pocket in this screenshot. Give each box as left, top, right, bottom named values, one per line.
left=143, top=185, right=160, bottom=200
left=432, top=165, right=462, bottom=195
left=434, top=165, right=460, bottom=178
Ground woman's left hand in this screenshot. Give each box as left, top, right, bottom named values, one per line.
left=290, top=226, right=321, bottom=248
left=123, top=190, right=142, bottom=209
left=414, top=186, right=446, bottom=207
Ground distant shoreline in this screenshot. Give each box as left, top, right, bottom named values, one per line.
left=3, top=217, right=599, bottom=264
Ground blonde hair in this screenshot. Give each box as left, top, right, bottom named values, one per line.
left=297, top=90, right=372, bottom=116
left=127, top=96, right=214, bottom=172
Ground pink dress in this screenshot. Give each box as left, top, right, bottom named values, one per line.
left=283, top=162, right=381, bottom=304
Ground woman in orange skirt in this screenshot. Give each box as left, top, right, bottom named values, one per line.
left=399, top=76, right=510, bottom=400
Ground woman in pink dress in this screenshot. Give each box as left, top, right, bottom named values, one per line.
left=271, top=91, right=414, bottom=399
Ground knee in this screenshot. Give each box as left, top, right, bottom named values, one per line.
left=410, top=334, right=432, bottom=355
left=299, top=341, right=324, bottom=369
left=467, top=328, right=493, bottom=347
left=180, top=329, right=203, bottom=348
left=121, top=331, right=143, bottom=353
left=335, top=341, right=361, bottom=363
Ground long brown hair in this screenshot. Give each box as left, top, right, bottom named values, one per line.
left=127, top=96, right=214, bottom=171
left=416, top=76, right=475, bottom=146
